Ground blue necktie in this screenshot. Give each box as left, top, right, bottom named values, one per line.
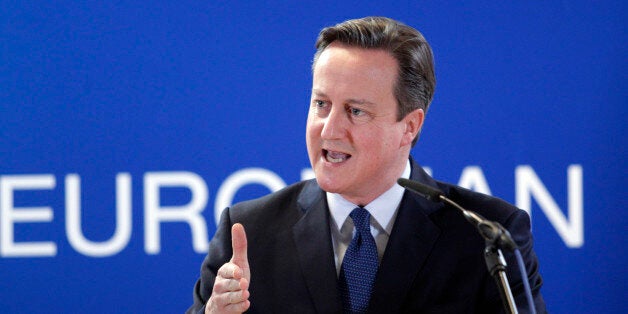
left=339, top=207, right=379, bottom=314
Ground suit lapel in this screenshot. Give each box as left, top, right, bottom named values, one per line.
left=292, top=181, right=342, bottom=313
left=368, top=160, right=444, bottom=313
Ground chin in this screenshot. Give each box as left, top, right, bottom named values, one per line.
left=314, top=173, right=343, bottom=193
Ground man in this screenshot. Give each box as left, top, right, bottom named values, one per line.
left=187, top=16, right=546, bottom=313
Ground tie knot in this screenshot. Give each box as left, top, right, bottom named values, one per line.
left=350, top=207, right=371, bottom=235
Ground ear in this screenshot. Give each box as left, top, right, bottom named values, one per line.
left=400, top=108, right=424, bottom=147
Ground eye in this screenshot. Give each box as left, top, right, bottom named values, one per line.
left=313, top=99, right=328, bottom=109
left=311, top=99, right=331, bottom=117
left=348, top=107, right=365, bottom=117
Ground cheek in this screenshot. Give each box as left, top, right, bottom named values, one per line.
left=362, top=127, right=402, bottom=152
left=306, top=117, right=321, bottom=136
left=361, top=126, right=390, bottom=145
left=305, top=121, right=319, bottom=146
left=305, top=122, right=313, bottom=139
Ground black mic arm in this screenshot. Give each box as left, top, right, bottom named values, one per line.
left=397, top=178, right=517, bottom=251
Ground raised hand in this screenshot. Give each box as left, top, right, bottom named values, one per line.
left=206, top=223, right=251, bottom=314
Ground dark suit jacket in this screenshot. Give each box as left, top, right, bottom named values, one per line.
left=187, top=159, right=546, bottom=313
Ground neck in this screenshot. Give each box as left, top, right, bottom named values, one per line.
left=341, top=156, right=409, bottom=206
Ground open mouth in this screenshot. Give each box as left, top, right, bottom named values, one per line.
left=323, top=149, right=351, bottom=163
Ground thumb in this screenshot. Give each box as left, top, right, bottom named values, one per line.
left=230, top=223, right=249, bottom=270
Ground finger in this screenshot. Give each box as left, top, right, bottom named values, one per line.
left=207, top=290, right=251, bottom=313
left=230, top=223, right=248, bottom=268
left=217, top=262, right=243, bottom=279
left=223, top=289, right=250, bottom=305
left=213, top=276, right=249, bottom=294
left=223, top=300, right=250, bottom=313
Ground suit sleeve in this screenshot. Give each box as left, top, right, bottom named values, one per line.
left=501, top=209, right=547, bottom=314
left=185, top=207, right=234, bottom=314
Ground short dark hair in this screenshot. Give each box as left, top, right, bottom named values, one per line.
left=313, top=17, right=436, bottom=146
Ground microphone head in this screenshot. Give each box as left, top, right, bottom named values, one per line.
left=397, top=178, right=444, bottom=202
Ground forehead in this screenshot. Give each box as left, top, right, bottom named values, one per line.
left=312, top=43, right=398, bottom=99
left=315, top=42, right=398, bottom=72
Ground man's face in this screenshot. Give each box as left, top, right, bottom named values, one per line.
left=306, top=42, right=423, bottom=205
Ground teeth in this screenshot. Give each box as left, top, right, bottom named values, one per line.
left=326, top=150, right=349, bottom=163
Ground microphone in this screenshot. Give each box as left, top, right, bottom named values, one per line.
left=397, top=178, right=443, bottom=201
left=397, top=178, right=517, bottom=251
left=398, top=178, right=538, bottom=314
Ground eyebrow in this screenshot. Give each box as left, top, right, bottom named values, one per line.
left=311, top=89, right=378, bottom=107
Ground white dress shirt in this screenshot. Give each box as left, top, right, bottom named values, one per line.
left=327, top=160, right=411, bottom=274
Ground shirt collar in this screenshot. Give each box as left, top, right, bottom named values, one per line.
left=327, top=159, right=411, bottom=235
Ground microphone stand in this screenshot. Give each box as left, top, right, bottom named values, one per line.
left=439, top=196, right=519, bottom=314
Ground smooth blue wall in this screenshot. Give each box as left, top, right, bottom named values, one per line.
left=1, top=1, right=626, bottom=313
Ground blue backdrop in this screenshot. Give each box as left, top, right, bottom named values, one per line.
left=1, top=1, right=626, bottom=313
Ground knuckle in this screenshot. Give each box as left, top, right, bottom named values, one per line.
left=212, top=278, right=227, bottom=293
left=217, top=264, right=233, bottom=277
left=228, top=291, right=241, bottom=304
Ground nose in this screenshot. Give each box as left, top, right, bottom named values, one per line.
left=320, top=106, right=347, bottom=140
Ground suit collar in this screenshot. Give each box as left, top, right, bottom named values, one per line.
left=327, top=159, right=410, bottom=237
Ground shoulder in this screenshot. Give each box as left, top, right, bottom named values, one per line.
left=407, top=157, right=529, bottom=227
left=230, top=179, right=313, bottom=209
left=226, top=179, right=320, bottom=224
